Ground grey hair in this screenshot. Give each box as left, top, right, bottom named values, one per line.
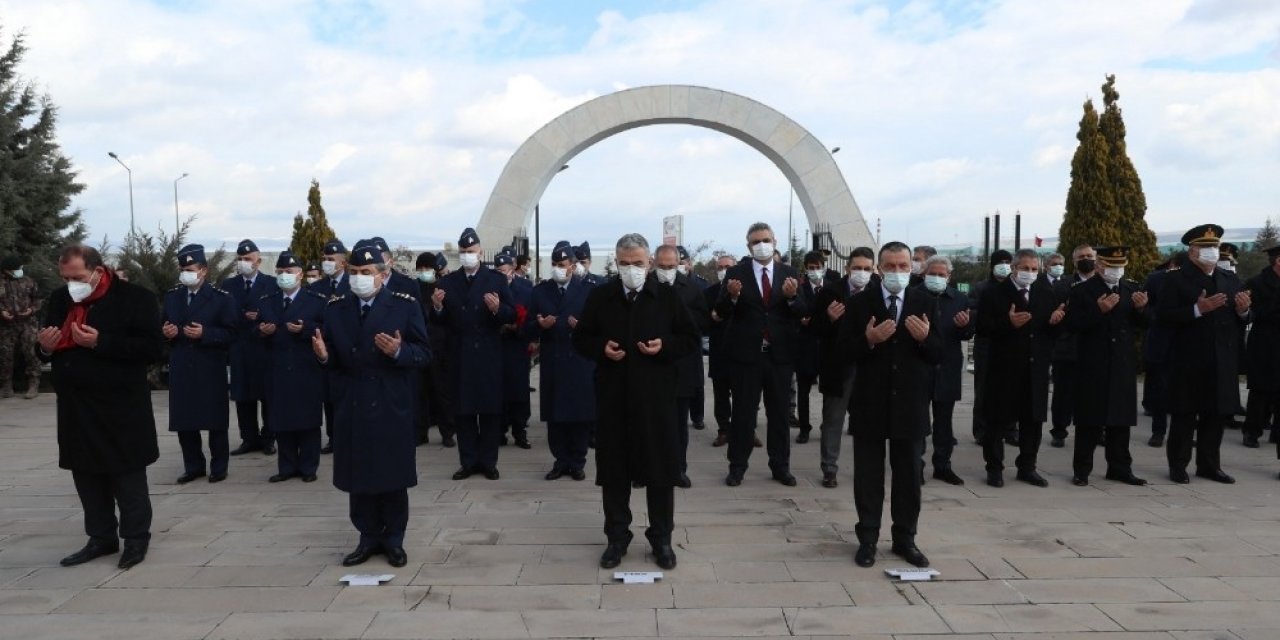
left=1047, top=252, right=1064, bottom=262
left=924, top=255, right=952, bottom=273
left=1014, top=248, right=1041, bottom=264
left=913, top=245, right=937, bottom=258
left=746, top=222, right=774, bottom=240
left=653, top=244, right=679, bottom=259
left=615, top=233, right=650, bottom=253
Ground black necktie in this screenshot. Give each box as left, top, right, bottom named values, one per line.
left=187, top=291, right=195, bottom=306
left=283, top=296, right=292, bottom=310
left=558, top=286, right=565, bottom=298
left=467, top=273, right=475, bottom=286
left=244, top=279, right=252, bottom=294
left=1021, top=288, right=1030, bottom=305
left=360, top=303, right=370, bottom=323
left=887, top=295, right=899, bottom=322
left=627, top=290, right=638, bottom=303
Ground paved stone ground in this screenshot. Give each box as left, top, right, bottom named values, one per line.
left=1, top=369, right=1277, bottom=639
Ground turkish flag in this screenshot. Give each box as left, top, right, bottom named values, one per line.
left=1034, top=235, right=1043, bottom=247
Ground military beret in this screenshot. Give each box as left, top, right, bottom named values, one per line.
left=574, top=241, right=591, bottom=261
left=236, top=239, right=259, bottom=256
left=552, top=240, right=574, bottom=263
left=458, top=228, right=480, bottom=249
left=1095, top=246, right=1129, bottom=267
left=322, top=239, right=347, bottom=255
left=275, top=251, right=301, bottom=269
left=348, top=240, right=385, bottom=267
left=1181, top=224, right=1224, bottom=247
left=305, top=262, right=322, bottom=272
left=500, top=245, right=516, bottom=257
left=177, top=244, right=207, bottom=266
left=495, top=253, right=514, bottom=267
left=369, top=237, right=390, bottom=254
left=434, top=253, right=447, bottom=271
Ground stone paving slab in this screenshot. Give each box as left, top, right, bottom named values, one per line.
left=5, top=376, right=1280, bottom=637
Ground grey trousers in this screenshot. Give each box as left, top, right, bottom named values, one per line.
left=819, top=367, right=855, bottom=475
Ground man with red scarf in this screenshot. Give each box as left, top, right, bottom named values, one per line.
left=37, top=246, right=163, bottom=570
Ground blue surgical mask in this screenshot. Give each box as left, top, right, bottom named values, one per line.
left=882, top=271, right=911, bottom=294
left=924, top=274, right=948, bottom=294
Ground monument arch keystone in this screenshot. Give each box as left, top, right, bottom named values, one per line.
left=477, top=84, right=874, bottom=253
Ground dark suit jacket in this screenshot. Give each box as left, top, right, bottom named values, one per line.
left=978, top=277, right=1061, bottom=423
left=809, top=278, right=865, bottom=396
left=1141, top=269, right=1173, bottom=364
left=663, top=272, right=709, bottom=398
left=838, top=284, right=942, bottom=440
left=430, top=267, right=516, bottom=415
left=1245, top=266, right=1280, bottom=392
left=917, top=284, right=974, bottom=403
left=1157, top=265, right=1249, bottom=415
left=713, top=258, right=809, bottom=366
left=1066, top=276, right=1147, bottom=427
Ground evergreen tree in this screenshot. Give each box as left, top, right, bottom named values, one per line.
left=1099, top=75, right=1159, bottom=281
left=1058, top=99, right=1122, bottom=266
left=1256, top=216, right=1278, bottom=250
left=0, top=27, right=86, bottom=292
left=288, top=179, right=338, bottom=265
left=113, top=216, right=234, bottom=305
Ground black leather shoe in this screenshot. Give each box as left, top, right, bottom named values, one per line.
left=795, top=429, right=810, bottom=444
left=631, top=480, right=645, bottom=488
left=1196, top=469, right=1236, bottom=484
left=321, top=442, right=333, bottom=454
left=176, top=471, right=206, bottom=484
left=854, top=543, right=876, bottom=567
left=441, top=435, right=456, bottom=448
left=712, top=433, right=728, bottom=447
left=600, top=542, right=628, bottom=569
left=483, top=468, right=500, bottom=480
left=986, top=471, right=1004, bottom=488
left=1050, top=436, right=1065, bottom=448
left=301, top=474, right=318, bottom=483
left=385, top=546, right=408, bottom=568
left=515, top=437, right=532, bottom=450
left=1105, top=471, right=1148, bottom=486
left=342, top=545, right=379, bottom=567
left=1016, top=470, right=1048, bottom=487
left=60, top=540, right=119, bottom=567
left=891, top=543, right=929, bottom=568
left=933, top=468, right=965, bottom=486
left=1071, top=475, right=1089, bottom=486
left=725, top=473, right=743, bottom=487
left=570, top=469, right=586, bottom=481
left=452, top=468, right=472, bottom=481
left=1244, top=435, right=1261, bottom=448
left=676, top=474, right=692, bottom=488
left=653, top=544, right=677, bottom=570
left=1170, top=468, right=1190, bottom=484
left=230, top=443, right=260, bottom=456
left=1147, top=434, right=1164, bottom=448
left=545, top=468, right=564, bottom=481
left=262, top=443, right=276, bottom=455
left=268, top=473, right=293, bottom=483
left=117, top=541, right=148, bottom=570
left=821, top=473, right=838, bottom=488
left=692, top=422, right=706, bottom=431
left=772, top=472, right=797, bottom=487
left=208, top=472, right=227, bottom=483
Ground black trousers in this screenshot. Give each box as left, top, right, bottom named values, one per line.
left=1050, top=362, right=1074, bottom=439
left=177, top=430, right=229, bottom=476
left=1144, top=361, right=1169, bottom=436
left=689, top=382, right=705, bottom=425
left=1168, top=412, right=1226, bottom=473
left=502, top=398, right=531, bottom=439
left=1073, top=424, right=1133, bottom=478
left=349, top=489, right=409, bottom=548
left=971, top=338, right=990, bottom=442
left=676, top=398, right=692, bottom=473
left=72, top=468, right=152, bottom=543
left=456, top=413, right=502, bottom=472
left=602, top=484, right=674, bottom=545
left=711, top=374, right=733, bottom=433
left=276, top=428, right=321, bottom=477
left=727, top=359, right=792, bottom=476
left=929, top=400, right=957, bottom=469
left=235, top=399, right=273, bottom=447
left=982, top=392, right=1043, bottom=473
left=797, top=373, right=817, bottom=429
left=1245, top=389, right=1279, bottom=441
left=424, top=360, right=456, bottom=440
left=853, top=435, right=922, bottom=545
left=548, top=420, right=591, bottom=472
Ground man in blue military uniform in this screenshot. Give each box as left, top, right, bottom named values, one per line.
left=311, top=239, right=349, bottom=454
left=496, top=250, right=534, bottom=449
left=431, top=228, right=516, bottom=480
left=369, top=236, right=420, bottom=298
left=163, top=245, right=239, bottom=483
left=528, top=241, right=597, bottom=480
left=256, top=251, right=327, bottom=483
left=312, top=240, right=430, bottom=568
left=575, top=242, right=606, bottom=286
left=224, top=239, right=279, bottom=456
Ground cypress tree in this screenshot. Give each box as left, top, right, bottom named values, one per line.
left=1099, top=75, right=1158, bottom=280
left=1058, top=98, right=1122, bottom=265
left=288, top=179, right=338, bottom=265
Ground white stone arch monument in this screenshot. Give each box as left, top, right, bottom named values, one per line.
left=476, top=84, right=875, bottom=253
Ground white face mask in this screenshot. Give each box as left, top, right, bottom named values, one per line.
left=276, top=273, right=299, bottom=291
left=716, top=269, right=728, bottom=283
left=1102, top=267, right=1125, bottom=285
left=655, top=267, right=677, bottom=285
left=993, top=263, right=1012, bottom=279
left=575, top=263, right=587, bottom=277
left=750, top=241, right=774, bottom=262
left=236, top=259, right=256, bottom=276
left=350, top=273, right=378, bottom=298
left=848, top=270, right=872, bottom=289
left=321, top=260, right=338, bottom=275
left=1199, top=247, right=1220, bottom=265
left=1048, top=265, right=1065, bottom=278
left=9, top=268, right=23, bottom=279
left=551, top=266, right=570, bottom=284
left=910, top=260, right=924, bottom=275
left=67, top=277, right=95, bottom=303
left=619, top=265, right=647, bottom=290
left=459, top=252, right=480, bottom=270
left=306, top=276, right=321, bottom=285
left=676, top=264, right=688, bottom=275
left=924, top=274, right=948, bottom=294
left=807, top=269, right=824, bottom=282
left=417, top=270, right=436, bottom=283
left=881, top=271, right=910, bottom=294
left=1014, top=270, right=1038, bottom=288
left=179, top=270, right=201, bottom=288
left=1216, top=260, right=1235, bottom=272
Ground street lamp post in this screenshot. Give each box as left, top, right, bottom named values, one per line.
left=788, top=147, right=839, bottom=262
left=534, top=164, right=571, bottom=281
left=108, top=152, right=135, bottom=236
left=173, top=173, right=189, bottom=236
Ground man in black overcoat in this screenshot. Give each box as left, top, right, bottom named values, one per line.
left=38, top=246, right=163, bottom=570
left=654, top=244, right=709, bottom=488
left=1245, top=246, right=1280, bottom=463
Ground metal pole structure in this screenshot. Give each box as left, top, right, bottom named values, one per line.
left=993, top=212, right=1001, bottom=253
left=108, top=152, right=135, bottom=236
left=983, top=216, right=991, bottom=263
left=173, top=173, right=189, bottom=236
left=1014, top=211, right=1022, bottom=251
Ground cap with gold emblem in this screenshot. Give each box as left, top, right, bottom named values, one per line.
left=322, top=239, right=347, bottom=256
left=1095, top=245, right=1129, bottom=268
left=458, top=228, right=481, bottom=249
left=275, top=251, right=300, bottom=269
left=1180, top=224, right=1224, bottom=247
left=236, top=239, right=259, bottom=256
left=177, top=244, right=207, bottom=266
left=348, top=240, right=385, bottom=267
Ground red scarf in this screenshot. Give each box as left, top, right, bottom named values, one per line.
left=54, top=269, right=113, bottom=353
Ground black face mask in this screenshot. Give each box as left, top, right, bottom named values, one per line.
left=1076, top=259, right=1095, bottom=273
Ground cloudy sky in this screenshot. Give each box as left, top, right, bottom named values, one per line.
left=2, top=0, right=1277, bottom=257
